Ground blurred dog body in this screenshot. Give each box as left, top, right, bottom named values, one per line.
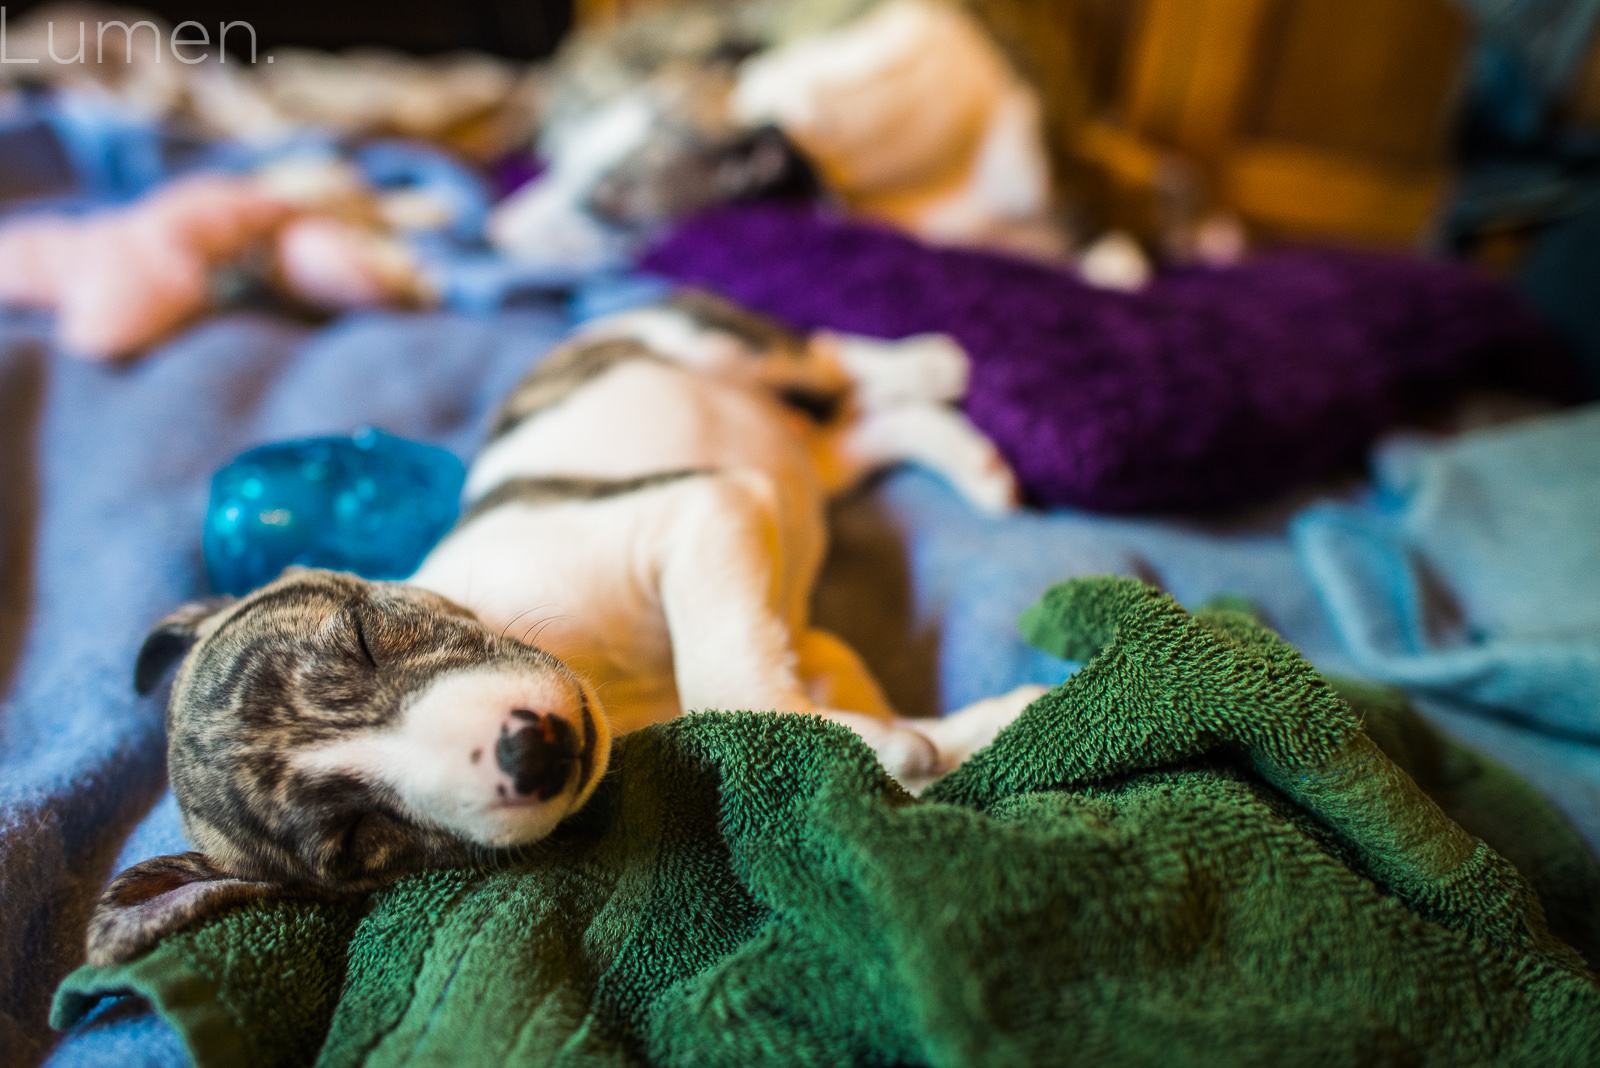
left=490, top=0, right=1065, bottom=269
left=733, top=0, right=1060, bottom=257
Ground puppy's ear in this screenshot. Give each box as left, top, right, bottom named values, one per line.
left=717, top=125, right=820, bottom=202
left=134, top=598, right=233, bottom=695
left=85, top=852, right=290, bottom=967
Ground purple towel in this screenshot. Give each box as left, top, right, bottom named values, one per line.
left=642, top=205, right=1557, bottom=512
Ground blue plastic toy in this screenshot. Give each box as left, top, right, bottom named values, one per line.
left=204, top=427, right=465, bottom=596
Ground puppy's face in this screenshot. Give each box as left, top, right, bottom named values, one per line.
left=586, top=122, right=818, bottom=227
left=146, top=568, right=610, bottom=891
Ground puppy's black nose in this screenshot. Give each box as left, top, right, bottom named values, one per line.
left=496, top=710, right=578, bottom=800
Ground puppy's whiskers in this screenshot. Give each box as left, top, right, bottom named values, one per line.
left=499, top=603, right=552, bottom=639
left=522, top=614, right=568, bottom=647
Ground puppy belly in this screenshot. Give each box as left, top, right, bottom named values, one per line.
left=466, top=360, right=822, bottom=502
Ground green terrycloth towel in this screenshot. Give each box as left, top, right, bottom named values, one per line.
left=53, top=577, right=1600, bottom=1066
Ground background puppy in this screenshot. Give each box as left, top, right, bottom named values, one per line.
left=86, top=290, right=1024, bottom=966
left=490, top=0, right=1064, bottom=271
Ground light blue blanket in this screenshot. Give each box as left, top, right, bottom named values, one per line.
left=1293, top=405, right=1600, bottom=736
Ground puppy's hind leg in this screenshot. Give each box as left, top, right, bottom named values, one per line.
left=795, top=627, right=895, bottom=719
left=815, top=402, right=1020, bottom=514
left=809, top=331, right=970, bottom=407
left=654, top=470, right=815, bottom=718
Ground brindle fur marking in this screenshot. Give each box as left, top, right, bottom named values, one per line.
left=664, top=289, right=805, bottom=356
left=487, top=337, right=667, bottom=442
left=164, top=570, right=578, bottom=888
left=457, top=470, right=712, bottom=527
left=586, top=121, right=821, bottom=227
left=487, top=297, right=843, bottom=443
left=665, top=289, right=848, bottom=419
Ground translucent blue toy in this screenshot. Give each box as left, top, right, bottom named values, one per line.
left=204, top=427, right=466, bottom=596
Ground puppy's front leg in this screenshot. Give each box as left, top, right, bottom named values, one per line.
left=655, top=470, right=815, bottom=715
left=655, top=472, right=937, bottom=780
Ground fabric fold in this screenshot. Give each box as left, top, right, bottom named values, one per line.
left=1293, top=404, right=1600, bottom=736
left=53, top=577, right=1600, bottom=1067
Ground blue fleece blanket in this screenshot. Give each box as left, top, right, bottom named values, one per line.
left=1288, top=407, right=1600, bottom=853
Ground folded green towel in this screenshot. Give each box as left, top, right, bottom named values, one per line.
left=54, top=577, right=1600, bottom=1067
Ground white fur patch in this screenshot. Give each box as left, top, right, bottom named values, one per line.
left=293, top=665, right=609, bottom=848
left=487, top=92, right=656, bottom=269
left=732, top=0, right=1055, bottom=251
left=577, top=306, right=752, bottom=370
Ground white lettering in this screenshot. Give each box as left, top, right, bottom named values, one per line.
left=98, top=19, right=162, bottom=64
left=47, top=20, right=85, bottom=64
left=1, top=8, right=40, bottom=64
left=217, top=20, right=255, bottom=63
left=0, top=13, right=260, bottom=67
left=170, top=20, right=208, bottom=64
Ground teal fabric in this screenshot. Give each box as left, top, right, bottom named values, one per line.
left=1293, top=403, right=1600, bottom=734
left=52, top=578, right=1600, bottom=1067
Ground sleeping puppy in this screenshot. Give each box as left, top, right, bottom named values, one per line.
left=490, top=0, right=1065, bottom=272
left=86, top=290, right=1027, bottom=966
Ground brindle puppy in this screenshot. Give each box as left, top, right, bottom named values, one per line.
left=90, top=571, right=609, bottom=966
left=87, top=289, right=1023, bottom=967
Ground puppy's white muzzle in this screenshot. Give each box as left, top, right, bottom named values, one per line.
left=295, top=665, right=609, bottom=849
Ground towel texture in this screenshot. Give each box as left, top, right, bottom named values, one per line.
left=642, top=204, right=1564, bottom=512
left=1293, top=403, right=1600, bottom=735
left=52, top=577, right=1600, bottom=1067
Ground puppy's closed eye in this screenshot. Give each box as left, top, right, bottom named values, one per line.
left=349, top=613, right=379, bottom=669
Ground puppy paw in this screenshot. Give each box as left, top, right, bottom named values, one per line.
left=869, top=722, right=941, bottom=784
left=890, top=333, right=970, bottom=404
left=1079, top=231, right=1153, bottom=292
left=924, top=684, right=1049, bottom=765
left=957, top=446, right=1021, bottom=515
left=822, top=331, right=971, bottom=406
left=931, top=419, right=1020, bottom=515
left=821, top=710, right=940, bottom=785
